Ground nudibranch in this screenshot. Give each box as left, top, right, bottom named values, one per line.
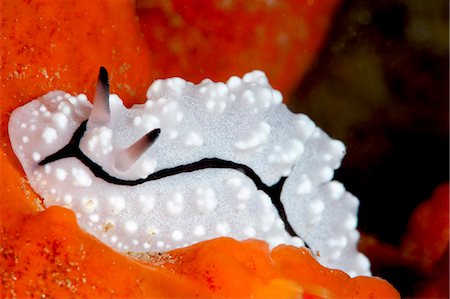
left=9, top=67, right=370, bottom=277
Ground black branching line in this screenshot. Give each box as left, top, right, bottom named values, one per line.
left=39, top=120, right=306, bottom=245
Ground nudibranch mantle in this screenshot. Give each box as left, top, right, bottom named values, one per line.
left=9, top=70, right=370, bottom=277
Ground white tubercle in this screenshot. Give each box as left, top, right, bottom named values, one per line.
left=8, top=70, right=370, bottom=277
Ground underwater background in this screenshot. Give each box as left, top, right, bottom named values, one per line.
left=291, top=0, right=449, bottom=296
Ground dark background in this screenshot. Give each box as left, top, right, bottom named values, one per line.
left=296, top=0, right=448, bottom=246
left=291, top=0, right=448, bottom=296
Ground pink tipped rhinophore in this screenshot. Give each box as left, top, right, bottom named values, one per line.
left=89, top=66, right=111, bottom=127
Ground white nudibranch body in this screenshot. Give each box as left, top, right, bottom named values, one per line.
left=8, top=70, right=371, bottom=277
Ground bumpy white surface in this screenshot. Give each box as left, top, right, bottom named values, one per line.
left=8, top=71, right=370, bottom=276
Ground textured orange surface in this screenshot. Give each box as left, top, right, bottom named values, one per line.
left=0, top=0, right=154, bottom=112
left=1, top=0, right=399, bottom=297
left=137, top=0, right=340, bottom=95
left=400, top=183, right=449, bottom=273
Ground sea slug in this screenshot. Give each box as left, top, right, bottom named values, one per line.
left=9, top=67, right=370, bottom=277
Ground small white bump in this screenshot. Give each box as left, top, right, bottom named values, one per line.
left=78, top=94, right=88, bottom=102
left=132, top=239, right=139, bottom=246
left=217, top=101, right=226, bottom=112
left=322, top=153, right=333, bottom=161
left=242, top=71, right=266, bottom=85
left=125, top=221, right=138, bottom=234
left=107, top=196, right=126, bottom=215
left=235, top=121, right=271, bottom=151
left=63, top=194, right=73, bottom=204
left=227, top=76, right=242, bottom=89
left=215, top=222, right=231, bottom=235
left=194, top=188, right=217, bottom=214
left=71, top=168, right=92, bottom=187
left=347, top=230, right=361, bottom=243
left=22, top=136, right=29, bottom=143
left=175, top=112, right=183, bottom=122
left=327, top=181, right=345, bottom=199
left=68, top=96, right=78, bottom=105
left=89, top=214, right=100, bottom=223
left=356, top=253, right=371, bottom=274
left=55, top=168, right=68, bottom=181
left=243, top=226, right=256, bottom=238
left=133, top=116, right=142, bottom=127
left=342, top=214, right=357, bottom=230
left=143, top=242, right=151, bottom=249
left=255, top=88, right=273, bottom=109
left=237, top=187, right=251, bottom=201
left=272, top=90, right=283, bottom=104
left=52, top=112, right=68, bottom=129
left=84, top=126, right=113, bottom=155
left=44, top=164, right=52, bottom=174
left=309, top=200, right=325, bottom=215
left=236, top=203, right=246, bottom=210
left=184, top=131, right=203, bottom=148
left=171, top=230, right=183, bottom=241
left=32, top=152, right=41, bottom=162
left=296, top=175, right=312, bottom=194
left=289, top=237, right=305, bottom=247
left=42, top=127, right=57, bottom=144
left=142, top=115, right=160, bottom=131
left=268, top=140, right=304, bottom=173
left=144, top=101, right=154, bottom=110
left=148, top=80, right=162, bottom=95
left=57, top=101, right=72, bottom=115
left=162, top=102, right=179, bottom=115
left=168, top=129, right=178, bottom=139
left=138, top=194, right=155, bottom=213
left=139, top=159, right=157, bottom=178
left=226, top=177, right=242, bottom=188
left=329, top=140, right=346, bottom=156
left=166, top=192, right=184, bottom=216
left=20, top=123, right=27, bottom=129
left=157, top=241, right=164, bottom=248
left=199, top=86, right=208, bottom=94
left=242, top=90, right=255, bottom=104
left=167, top=77, right=186, bottom=94
left=320, top=167, right=334, bottom=182
left=329, top=250, right=342, bottom=261
left=193, top=225, right=205, bottom=236
left=327, top=236, right=347, bottom=249
left=214, top=83, right=228, bottom=96
left=206, top=100, right=215, bottom=111
left=111, top=235, right=118, bottom=243
left=308, top=215, right=322, bottom=225
left=343, top=194, right=359, bottom=209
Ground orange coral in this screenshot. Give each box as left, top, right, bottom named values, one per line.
left=137, top=0, right=340, bottom=95
left=400, top=183, right=449, bottom=274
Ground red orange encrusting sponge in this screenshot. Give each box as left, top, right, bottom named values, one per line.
left=1, top=0, right=398, bottom=297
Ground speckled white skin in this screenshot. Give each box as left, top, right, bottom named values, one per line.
left=8, top=71, right=371, bottom=276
